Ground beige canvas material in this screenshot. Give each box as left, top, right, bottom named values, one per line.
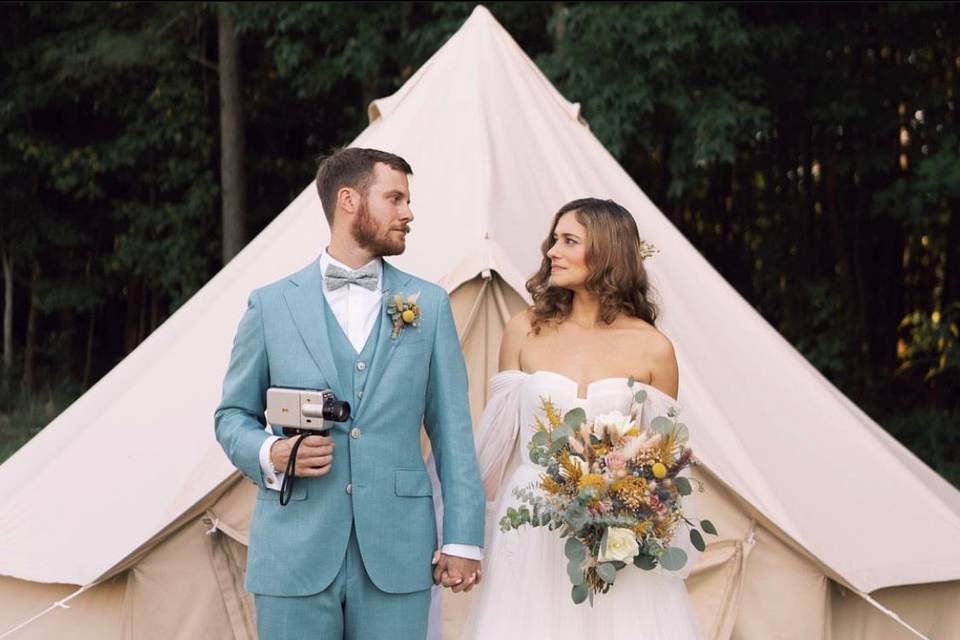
left=1, top=5, right=958, bottom=640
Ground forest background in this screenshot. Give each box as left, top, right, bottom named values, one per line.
left=1, top=3, right=957, bottom=486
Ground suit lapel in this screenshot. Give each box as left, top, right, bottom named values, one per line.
left=281, top=261, right=347, bottom=401
left=353, top=261, right=412, bottom=422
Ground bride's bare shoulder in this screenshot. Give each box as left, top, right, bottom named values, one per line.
left=499, top=308, right=536, bottom=371
left=624, top=319, right=674, bottom=357
left=620, top=318, right=678, bottom=397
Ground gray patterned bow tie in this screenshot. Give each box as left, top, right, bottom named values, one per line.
left=324, top=262, right=379, bottom=291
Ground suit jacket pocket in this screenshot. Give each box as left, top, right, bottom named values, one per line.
left=256, top=483, right=307, bottom=501
left=394, top=468, right=433, bottom=497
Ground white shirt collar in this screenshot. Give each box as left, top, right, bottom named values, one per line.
left=318, top=248, right=383, bottom=290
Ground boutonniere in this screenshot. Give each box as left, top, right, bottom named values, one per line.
left=386, top=291, right=422, bottom=339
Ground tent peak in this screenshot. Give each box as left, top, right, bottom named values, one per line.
left=468, top=5, right=495, bottom=24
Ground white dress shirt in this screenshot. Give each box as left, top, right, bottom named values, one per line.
left=258, top=249, right=482, bottom=561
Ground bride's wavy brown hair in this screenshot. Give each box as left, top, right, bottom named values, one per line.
left=526, top=198, right=658, bottom=334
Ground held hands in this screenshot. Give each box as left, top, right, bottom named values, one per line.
left=432, top=551, right=482, bottom=593
left=270, top=435, right=335, bottom=477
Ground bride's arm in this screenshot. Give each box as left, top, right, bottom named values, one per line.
left=498, top=309, right=532, bottom=372
left=645, top=330, right=679, bottom=400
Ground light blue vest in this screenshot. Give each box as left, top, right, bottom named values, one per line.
left=322, top=300, right=383, bottom=429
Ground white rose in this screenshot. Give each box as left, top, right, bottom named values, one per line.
left=598, top=527, right=640, bottom=563
left=592, top=411, right=634, bottom=441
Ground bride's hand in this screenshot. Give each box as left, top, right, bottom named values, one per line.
left=432, top=551, right=482, bottom=592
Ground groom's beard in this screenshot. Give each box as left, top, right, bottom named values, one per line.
left=352, top=198, right=409, bottom=257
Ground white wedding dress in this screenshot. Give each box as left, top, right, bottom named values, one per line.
left=463, top=370, right=702, bottom=639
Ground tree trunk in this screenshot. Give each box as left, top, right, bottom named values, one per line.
left=218, top=8, right=247, bottom=265
left=20, top=261, right=39, bottom=394
left=1, top=238, right=12, bottom=385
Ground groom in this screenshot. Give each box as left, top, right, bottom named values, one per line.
left=214, top=147, right=485, bottom=639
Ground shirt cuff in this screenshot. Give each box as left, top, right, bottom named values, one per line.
left=441, top=544, right=483, bottom=561
left=259, top=435, right=284, bottom=491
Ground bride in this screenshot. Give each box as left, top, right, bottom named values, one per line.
left=463, top=198, right=702, bottom=638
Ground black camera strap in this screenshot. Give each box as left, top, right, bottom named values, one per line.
left=279, top=433, right=309, bottom=506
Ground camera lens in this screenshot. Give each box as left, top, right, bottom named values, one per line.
left=323, top=398, right=351, bottom=422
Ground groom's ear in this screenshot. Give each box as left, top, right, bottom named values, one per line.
left=335, top=186, right=360, bottom=218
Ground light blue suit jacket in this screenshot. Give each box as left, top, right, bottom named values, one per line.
left=214, top=259, right=485, bottom=596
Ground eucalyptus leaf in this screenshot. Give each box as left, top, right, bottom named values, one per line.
left=675, top=423, right=689, bottom=441
left=634, top=554, right=658, bottom=570
left=597, top=562, right=618, bottom=584
left=565, top=537, right=586, bottom=563
left=675, top=476, right=692, bottom=496
left=643, top=539, right=662, bottom=556
left=562, top=407, right=587, bottom=430
left=690, top=528, right=706, bottom=552
left=564, top=504, right=589, bottom=530
left=551, top=423, right=574, bottom=442
left=701, top=520, right=718, bottom=536
left=531, top=431, right=550, bottom=446
left=571, top=584, right=589, bottom=605
left=660, top=546, right=688, bottom=571
left=548, top=438, right=568, bottom=456
left=634, top=390, right=648, bottom=404
left=651, top=416, right=674, bottom=435
left=567, top=559, right=585, bottom=585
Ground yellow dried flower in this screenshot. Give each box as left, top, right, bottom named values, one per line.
left=543, top=399, right=563, bottom=430
left=578, top=473, right=606, bottom=492
left=541, top=475, right=561, bottom=495
left=559, top=450, right=584, bottom=484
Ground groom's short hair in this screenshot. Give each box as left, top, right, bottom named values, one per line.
left=315, top=147, right=413, bottom=224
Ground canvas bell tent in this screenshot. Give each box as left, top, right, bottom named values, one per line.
left=1, top=6, right=958, bottom=640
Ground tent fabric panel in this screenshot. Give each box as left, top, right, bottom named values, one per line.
left=831, top=580, right=960, bottom=640
left=0, top=575, right=126, bottom=640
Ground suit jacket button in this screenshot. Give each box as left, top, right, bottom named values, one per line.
left=346, top=483, right=353, bottom=495
left=351, top=428, right=361, bottom=439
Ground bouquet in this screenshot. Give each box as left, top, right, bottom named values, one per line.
left=499, top=379, right=716, bottom=605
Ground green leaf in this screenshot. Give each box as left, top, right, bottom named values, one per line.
left=597, top=562, right=618, bottom=584
left=690, top=528, right=706, bottom=552
left=660, top=546, right=688, bottom=571
left=675, top=476, right=692, bottom=496
left=564, top=504, right=589, bottom=531
left=651, top=416, right=674, bottom=435
left=701, top=520, right=718, bottom=536
left=562, top=407, right=587, bottom=431
left=643, top=539, right=662, bottom=556
left=634, top=554, right=658, bottom=570
left=551, top=423, right=574, bottom=442
left=567, top=559, right=585, bottom=586
left=531, top=431, right=550, bottom=446
left=548, top=438, right=568, bottom=456
left=634, top=389, right=648, bottom=404
left=571, top=584, right=589, bottom=605
left=627, top=375, right=637, bottom=387
left=565, top=537, right=586, bottom=563
left=675, top=423, right=689, bottom=441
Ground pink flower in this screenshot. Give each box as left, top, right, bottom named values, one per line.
left=605, top=451, right=626, bottom=472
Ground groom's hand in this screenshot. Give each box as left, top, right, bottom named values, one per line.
left=431, top=551, right=482, bottom=593
left=270, top=435, right=335, bottom=476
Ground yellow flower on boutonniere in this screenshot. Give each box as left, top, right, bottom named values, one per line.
left=386, top=291, right=422, bottom=339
